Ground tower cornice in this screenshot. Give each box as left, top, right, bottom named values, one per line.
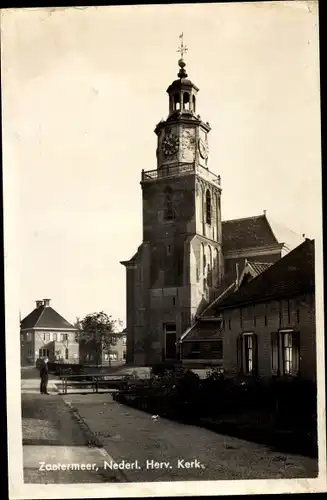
left=154, top=116, right=211, bottom=136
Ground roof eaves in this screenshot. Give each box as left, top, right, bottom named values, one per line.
left=179, top=324, right=196, bottom=343
left=222, top=214, right=264, bottom=225
left=216, top=286, right=314, bottom=312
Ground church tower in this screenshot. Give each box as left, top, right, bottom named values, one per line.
left=121, top=36, right=223, bottom=364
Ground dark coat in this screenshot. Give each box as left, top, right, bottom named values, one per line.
left=40, top=363, right=49, bottom=380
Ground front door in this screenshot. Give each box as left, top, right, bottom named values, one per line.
left=164, top=323, right=177, bottom=359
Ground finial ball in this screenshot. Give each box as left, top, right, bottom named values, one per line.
left=178, top=58, right=186, bottom=68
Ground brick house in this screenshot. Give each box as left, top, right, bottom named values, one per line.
left=79, top=330, right=127, bottom=367
left=181, top=239, right=316, bottom=381
left=20, top=299, right=79, bottom=365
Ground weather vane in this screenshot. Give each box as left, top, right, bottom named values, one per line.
left=177, top=33, right=188, bottom=59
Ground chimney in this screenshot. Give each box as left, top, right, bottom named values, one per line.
left=263, top=209, right=267, bottom=216
left=35, top=300, right=43, bottom=308
left=43, top=299, right=51, bottom=307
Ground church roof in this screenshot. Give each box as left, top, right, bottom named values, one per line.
left=21, top=303, right=76, bottom=330
left=222, top=214, right=304, bottom=252
left=215, top=239, right=315, bottom=311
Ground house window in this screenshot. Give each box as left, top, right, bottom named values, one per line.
left=212, top=340, right=223, bottom=358
left=122, top=337, right=127, bottom=345
left=228, top=318, right=231, bottom=330
left=53, top=332, right=57, bottom=341
left=205, top=190, right=211, bottom=225
left=110, top=352, right=118, bottom=361
left=39, top=348, right=50, bottom=358
left=237, top=333, right=258, bottom=375
left=283, top=333, right=292, bottom=374
left=43, top=332, right=50, bottom=341
left=191, top=341, right=201, bottom=359
left=61, top=333, right=68, bottom=341
left=65, top=348, right=69, bottom=360
left=271, top=330, right=300, bottom=376
left=172, top=296, right=176, bottom=306
left=167, top=244, right=172, bottom=256
left=123, top=351, right=127, bottom=360
left=25, top=332, right=32, bottom=341
left=245, top=335, right=253, bottom=373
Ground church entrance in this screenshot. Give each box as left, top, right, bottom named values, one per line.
left=164, top=323, right=177, bottom=360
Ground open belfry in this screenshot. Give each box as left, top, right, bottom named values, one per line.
left=121, top=35, right=304, bottom=365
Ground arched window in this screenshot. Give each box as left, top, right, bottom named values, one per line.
left=183, top=92, right=190, bottom=110
left=205, top=190, right=212, bottom=225
left=203, top=246, right=206, bottom=274
left=208, top=246, right=212, bottom=272
left=200, top=243, right=204, bottom=274
left=164, top=186, right=174, bottom=220
left=174, top=93, right=180, bottom=111
left=207, top=246, right=212, bottom=286
left=192, top=95, right=196, bottom=113
left=214, top=248, right=219, bottom=269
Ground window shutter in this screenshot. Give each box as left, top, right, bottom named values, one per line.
left=236, top=334, right=243, bottom=374
left=252, top=333, right=258, bottom=377
left=292, top=331, right=300, bottom=376
left=271, top=332, right=279, bottom=376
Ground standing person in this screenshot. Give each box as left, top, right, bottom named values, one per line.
left=40, top=357, right=49, bottom=395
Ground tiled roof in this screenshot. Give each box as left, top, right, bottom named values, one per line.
left=222, top=214, right=304, bottom=252
left=21, top=306, right=76, bottom=330
left=248, top=261, right=273, bottom=275
left=181, top=322, right=224, bottom=342
left=215, top=239, right=315, bottom=311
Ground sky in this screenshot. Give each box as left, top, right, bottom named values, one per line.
left=1, top=1, right=321, bottom=326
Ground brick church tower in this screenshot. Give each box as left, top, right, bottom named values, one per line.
left=121, top=38, right=223, bottom=364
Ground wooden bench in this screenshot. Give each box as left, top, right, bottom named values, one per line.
left=59, top=374, right=125, bottom=394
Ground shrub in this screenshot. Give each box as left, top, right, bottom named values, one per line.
left=151, top=361, right=177, bottom=376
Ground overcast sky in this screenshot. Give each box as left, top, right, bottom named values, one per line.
left=2, top=2, right=320, bottom=325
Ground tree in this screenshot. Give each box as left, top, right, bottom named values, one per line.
left=75, top=311, right=122, bottom=367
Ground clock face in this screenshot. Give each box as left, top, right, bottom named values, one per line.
left=162, top=132, right=179, bottom=157
left=198, top=138, right=209, bottom=160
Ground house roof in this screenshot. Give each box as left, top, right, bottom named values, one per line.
left=21, top=305, right=76, bottom=330
left=222, top=214, right=304, bottom=252
left=200, top=261, right=272, bottom=320
left=200, top=281, right=238, bottom=319
left=180, top=322, right=224, bottom=342
left=215, top=239, right=315, bottom=311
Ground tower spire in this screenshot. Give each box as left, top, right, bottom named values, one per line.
left=177, top=33, right=188, bottom=79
